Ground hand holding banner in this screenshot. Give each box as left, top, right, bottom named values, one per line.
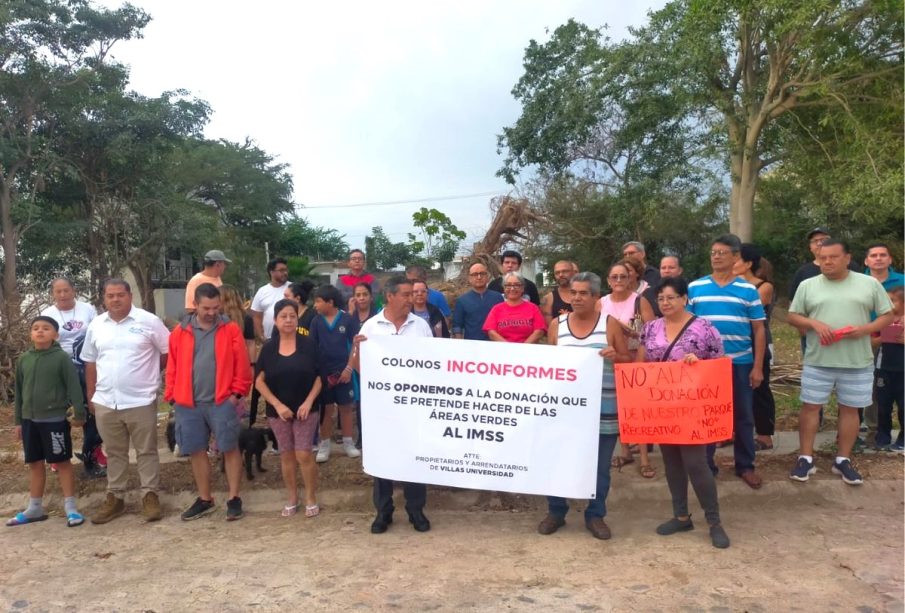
left=614, top=357, right=733, bottom=444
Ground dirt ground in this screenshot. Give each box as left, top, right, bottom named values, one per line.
left=2, top=405, right=904, bottom=612
left=1, top=453, right=903, bottom=612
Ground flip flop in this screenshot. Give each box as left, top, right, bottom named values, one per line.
left=754, top=440, right=774, bottom=451
left=281, top=504, right=299, bottom=518
left=305, top=504, right=320, bottom=518
left=611, top=456, right=634, bottom=470
left=66, top=512, right=85, bottom=527
left=6, top=512, right=48, bottom=527
left=640, top=464, right=656, bottom=479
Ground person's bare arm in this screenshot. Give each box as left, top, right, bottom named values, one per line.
left=524, top=330, right=545, bottom=344
left=251, top=310, right=264, bottom=341
left=750, top=320, right=765, bottom=388
left=255, top=371, right=292, bottom=421
left=787, top=311, right=834, bottom=345
left=541, top=293, right=553, bottom=324
left=547, top=317, right=559, bottom=345
left=85, top=362, right=97, bottom=413
left=487, top=331, right=506, bottom=342
left=639, top=296, right=656, bottom=323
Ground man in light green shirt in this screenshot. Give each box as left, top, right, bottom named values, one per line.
left=787, top=240, right=893, bottom=486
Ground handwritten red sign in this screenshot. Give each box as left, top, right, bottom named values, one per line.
left=614, top=357, right=733, bottom=444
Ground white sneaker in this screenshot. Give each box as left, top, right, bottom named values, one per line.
left=316, top=439, right=331, bottom=463
left=344, top=441, right=361, bottom=458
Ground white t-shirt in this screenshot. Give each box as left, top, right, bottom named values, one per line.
left=40, top=301, right=97, bottom=359
left=80, top=306, right=170, bottom=409
left=359, top=310, right=433, bottom=339
left=251, top=282, right=290, bottom=338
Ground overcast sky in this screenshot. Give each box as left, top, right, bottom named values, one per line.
left=104, top=1, right=664, bottom=250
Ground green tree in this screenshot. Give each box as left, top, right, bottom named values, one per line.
left=500, top=2, right=903, bottom=240
left=0, top=0, right=149, bottom=318
left=364, top=226, right=415, bottom=271
left=407, top=207, right=466, bottom=266
left=275, top=214, right=350, bottom=261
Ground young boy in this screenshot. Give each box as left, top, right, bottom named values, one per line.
left=874, top=286, right=904, bottom=451
left=309, top=285, right=360, bottom=462
left=7, top=316, right=87, bottom=527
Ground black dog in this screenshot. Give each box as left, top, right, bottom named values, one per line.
left=222, top=427, right=272, bottom=480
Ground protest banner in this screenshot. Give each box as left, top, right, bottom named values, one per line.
left=614, top=357, right=733, bottom=444
left=360, top=335, right=604, bottom=498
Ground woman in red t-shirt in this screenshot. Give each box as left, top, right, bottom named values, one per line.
left=483, top=273, right=547, bottom=343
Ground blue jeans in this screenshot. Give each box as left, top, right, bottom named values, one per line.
left=707, top=363, right=757, bottom=475
left=547, top=433, right=617, bottom=520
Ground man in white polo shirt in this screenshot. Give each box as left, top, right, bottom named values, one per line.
left=81, top=279, right=170, bottom=524
left=355, top=276, right=433, bottom=534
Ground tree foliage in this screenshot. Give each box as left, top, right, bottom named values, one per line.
left=406, top=207, right=466, bottom=266
left=499, top=1, right=903, bottom=241
left=365, top=226, right=415, bottom=271
left=274, top=214, right=350, bottom=261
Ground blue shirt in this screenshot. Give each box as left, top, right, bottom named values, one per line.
left=687, top=276, right=765, bottom=364
left=863, top=267, right=905, bottom=291
left=309, top=311, right=359, bottom=375
left=427, top=288, right=451, bottom=317
left=451, top=289, right=504, bottom=340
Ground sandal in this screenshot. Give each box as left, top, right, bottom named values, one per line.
left=611, top=456, right=634, bottom=470
left=640, top=464, right=656, bottom=479
left=305, top=504, right=320, bottom=518
left=66, top=512, right=85, bottom=527
left=281, top=504, right=299, bottom=518
left=6, top=512, right=48, bottom=527
left=754, top=439, right=774, bottom=451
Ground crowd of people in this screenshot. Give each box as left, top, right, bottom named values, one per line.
left=7, top=231, right=902, bottom=550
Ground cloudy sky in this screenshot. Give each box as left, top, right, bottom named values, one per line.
left=105, top=1, right=664, bottom=250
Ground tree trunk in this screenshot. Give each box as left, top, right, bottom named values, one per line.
left=0, top=185, right=21, bottom=321
left=728, top=147, right=759, bottom=242
left=129, top=262, right=156, bottom=314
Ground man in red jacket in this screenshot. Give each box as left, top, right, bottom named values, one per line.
left=165, top=283, right=252, bottom=521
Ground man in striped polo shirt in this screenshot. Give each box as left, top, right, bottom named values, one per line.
left=687, top=234, right=766, bottom=489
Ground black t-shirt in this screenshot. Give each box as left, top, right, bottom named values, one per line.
left=299, top=307, right=316, bottom=334
left=256, top=334, right=320, bottom=418
left=242, top=313, right=255, bottom=341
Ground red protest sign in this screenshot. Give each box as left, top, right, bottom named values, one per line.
left=614, top=357, right=733, bottom=444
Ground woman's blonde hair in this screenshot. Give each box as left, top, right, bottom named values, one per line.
left=219, top=284, right=246, bottom=326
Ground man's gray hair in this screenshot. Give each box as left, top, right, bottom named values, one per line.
left=502, top=272, right=524, bottom=286
left=622, top=241, right=646, bottom=254
left=570, top=272, right=602, bottom=296
left=383, top=275, right=413, bottom=297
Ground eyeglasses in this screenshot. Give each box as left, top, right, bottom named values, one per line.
left=608, top=274, right=628, bottom=281
left=273, top=267, right=289, bottom=273
left=710, top=249, right=735, bottom=257
left=503, top=284, right=523, bottom=289
left=809, top=237, right=828, bottom=245
left=469, top=272, right=488, bottom=277
left=622, top=250, right=640, bottom=257
left=656, top=295, right=683, bottom=304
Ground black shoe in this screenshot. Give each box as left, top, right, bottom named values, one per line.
left=408, top=510, right=431, bottom=532
left=709, top=524, right=730, bottom=549
left=370, top=514, right=393, bottom=534
left=226, top=497, right=244, bottom=521
left=181, top=497, right=216, bottom=521
left=656, top=517, right=694, bottom=535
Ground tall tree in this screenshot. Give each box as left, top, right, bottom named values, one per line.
left=275, top=213, right=350, bottom=261
left=407, top=207, right=466, bottom=267
left=0, top=0, right=150, bottom=318
left=364, top=226, right=415, bottom=271
left=499, top=1, right=903, bottom=240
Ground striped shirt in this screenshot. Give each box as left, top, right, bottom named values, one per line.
left=556, top=313, right=618, bottom=435
left=686, top=276, right=765, bottom=364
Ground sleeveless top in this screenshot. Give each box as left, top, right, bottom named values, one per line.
left=754, top=280, right=773, bottom=346
left=557, top=313, right=618, bottom=435
left=550, top=289, right=572, bottom=318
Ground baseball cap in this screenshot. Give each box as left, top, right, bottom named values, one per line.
left=806, top=227, right=830, bottom=240
left=204, top=249, right=232, bottom=263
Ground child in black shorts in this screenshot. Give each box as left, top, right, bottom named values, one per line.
left=7, top=316, right=87, bottom=527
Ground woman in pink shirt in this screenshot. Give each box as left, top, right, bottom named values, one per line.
left=483, top=273, right=547, bottom=343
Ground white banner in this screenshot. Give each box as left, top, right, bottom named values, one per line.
left=360, top=335, right=603, bottom=498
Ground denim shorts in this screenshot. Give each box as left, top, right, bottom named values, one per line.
left=801, top=364, right=874, bottom=408
left=174, top=399, right=241, bottom=455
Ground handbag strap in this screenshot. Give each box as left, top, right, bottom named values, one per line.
left=660, top=316, right=697, bottom=362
